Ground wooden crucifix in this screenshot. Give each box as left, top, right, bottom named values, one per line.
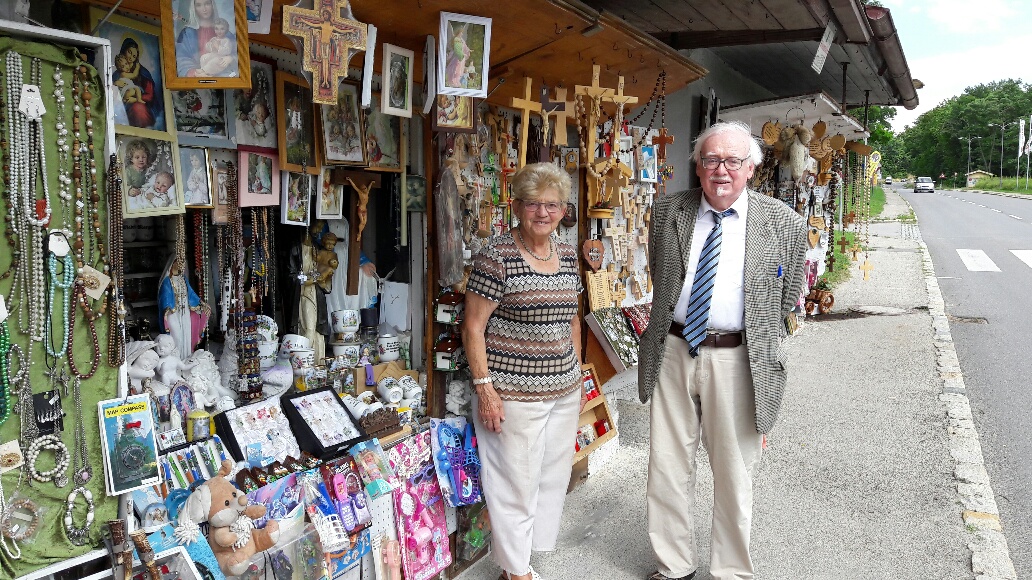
left=575, top=65, right=614, bottom=166
left=542, top=86, right=573, bottom=147
left=836, top=236, right=850, bottom=254
left=860, top=258, right=874, bottom=280
left=282, top=0, right=368, bottom=105
left=346, top=177, right=376, bottom=242
left=510, top=77, right=542, bottom=169
left=652, top=127, right=675, bottom=164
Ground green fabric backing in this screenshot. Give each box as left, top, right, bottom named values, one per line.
left=0, top=37, right=120, bottom=578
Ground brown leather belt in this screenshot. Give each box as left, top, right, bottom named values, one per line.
left=669, top=322, right=744, bottom=348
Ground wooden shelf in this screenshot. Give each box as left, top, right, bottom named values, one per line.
left=124, top=271, right=162, bottom=279
left=572, top=393, right=617, bottom=464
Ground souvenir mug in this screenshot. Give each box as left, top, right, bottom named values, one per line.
left=377, top=334, right=400, bottom=363
left=331, top=310, right=361, bottom=334
left=377, top=376, right=403, bottom=404
left=281, top=334, right=311, bottom=352
left=332, top=344, right=361, bottom=367
left=398, top=375, right=421, bottom=400
left=289, top=348, right=316, bottom=376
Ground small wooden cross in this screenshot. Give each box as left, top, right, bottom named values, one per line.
left=860, top=259, right=874, bottom=280
left=652, top=127, right=675, bottom=163
left=844, top=211, right=856, bottom=226
left=850, top=244, right=861, bottom=262
left=541, top=86, right=573, bottom=147
left=836, top=236, right=850, bottom=254
left=611, top=281, right=627, bottom=307
left=282, top=0, right=368, bottom=105
left=826, top=253, right=836, bottom=272
left=510, top=77, right=543, bottom=169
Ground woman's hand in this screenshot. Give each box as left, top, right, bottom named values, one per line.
left=477, top=383, right=505, bottom=433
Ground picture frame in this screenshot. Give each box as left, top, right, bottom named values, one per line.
left=179, top=146, right=214, bottom=207
left=581, top=363, right=599, bottom=397
left=171, top=89, right=234, bottom=148
left=238, top=149, right=280, bottom=207
left=276, top=71, right=321, bottom=175
left=364, top=94, right=406, bottom=173
left=319, top=82, right=366, bottom=165
left=228, top=57, right=278, bottom=151
left=437, top=12, right=492, bottom=98
left=640, top=144, right=658, bottom=183
left=281, top=171, right=314, bottom=226
left=618, top=135, right=634, bottom=176
left=160, top=0, right=252, bottom=90
left=97, top=394, right=161, bottom=496
left=118, top=134, right=186, bottom=217
left=405, top=175, right=427, bottom=212
left=431, top=95, right=476, bottom=133
left=315, top=169, right=344, bottom=219
left=208, top=148, right=235, bottom=223
left=245, top=0, right=274, bottom=35
left=381, top=43, right=414, bottom=118
left=90, top=9, right=177, bottom=139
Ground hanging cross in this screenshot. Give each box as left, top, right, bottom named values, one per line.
left=575, top=65, right=614, bottom=166
left=510, top=77, right=542, bottom=169
left=860, top=259, right=874, bottom=280
left=542, top=86, right=573, bottom=147
left=850, top=244, right=861, bottom=261
left=282, top=0, right=368, bottom=105
left=826, top=253, right=836, bottom=272
left=603, top=75, right=639, bottom=110
left=836, top=236, right=850, bottom=254
left=652, top=127, right=675, bottom=163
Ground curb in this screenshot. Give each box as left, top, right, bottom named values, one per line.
left=953, top=189, right=1031, bottom=200
left=907, top=211, right=1018, bottom=579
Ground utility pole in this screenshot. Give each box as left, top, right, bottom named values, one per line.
left=989, top=122, right=1013, bottom=189
left=959, top=136, right=981, bottom=179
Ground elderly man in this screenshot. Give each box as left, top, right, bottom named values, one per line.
left=639, top=121, right=808, bottom=580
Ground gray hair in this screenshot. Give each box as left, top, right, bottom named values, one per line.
left=691, top=121, right=764, bottom=167
left=510, top=162, right=572, bottom=204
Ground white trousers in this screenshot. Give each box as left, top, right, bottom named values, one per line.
left=647, top=338, right=763, bottom=580
left=473, top=388, right=581, bottom=576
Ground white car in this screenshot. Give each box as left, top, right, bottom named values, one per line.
left=914, top=177, right=934, bottom=192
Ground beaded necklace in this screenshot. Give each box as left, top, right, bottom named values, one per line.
left=67, top=279, right=101, bottom=380
left=0, top=314, right=12, bottom=426
left=52, top=64, right=73, bottom=228
left=0, top=61, right=15, bottom=285
left=193, top=210, right=208, bottom=300
left=107, top=155, right=126, bottom=367
left=45, top=249, right=75, bottom=359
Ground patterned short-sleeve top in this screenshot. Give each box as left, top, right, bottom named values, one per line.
left=465, top=232, right=584, bottom=402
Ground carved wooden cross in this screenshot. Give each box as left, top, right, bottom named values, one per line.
left=282, top=0, right=367, bottom=105
left=836, top=236, right=850, bottom=254
left=860, top=258, right=874, bottom=280
left=652, top=127, right=675, bottom=164
left=575, top=65, right=614, bottom=165
left=510, top=77, right=542, bottom=169
left=850, top=244, right=861, bottom=261
left=542, top=86, right=573, bottom=147
left=826, top=253, right=836, bottom=272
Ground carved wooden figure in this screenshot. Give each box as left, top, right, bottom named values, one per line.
left=346, top=177, right=375, bottom=241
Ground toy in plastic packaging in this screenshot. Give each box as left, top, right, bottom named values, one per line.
left=430, top=417, right=482, bottom=507
left=456, top=502, right=492, bottom=562
left=298, top=470, right=350, bottom=553
left=319, top=455, right=373, bottom=534
left=393, top=461, right=452, bottom=579
left=349, top=438, right=398, bottom=499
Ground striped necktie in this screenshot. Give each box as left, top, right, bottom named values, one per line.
left=682, top=208, right=736, bottom=357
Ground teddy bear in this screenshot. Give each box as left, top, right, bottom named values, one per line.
left=174, top=459, right=281, bottom=576
left=778, top=123, right=814, bottom=182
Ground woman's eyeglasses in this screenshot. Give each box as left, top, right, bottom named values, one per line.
left=521, top=201, right=562, bottom=214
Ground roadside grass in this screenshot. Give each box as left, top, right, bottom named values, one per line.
left=897, top=208, right=916, bottom=223
left=969, top=176, right=1032, bottom=194
left=870, top=186, right=886, bottom=218
left=822, top=230, right=856, bottom=289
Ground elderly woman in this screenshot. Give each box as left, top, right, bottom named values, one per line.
left=463, top=162, right=586, bottom=580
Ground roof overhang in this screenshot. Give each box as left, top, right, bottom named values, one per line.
left=720, top=92, right=869, bottom=141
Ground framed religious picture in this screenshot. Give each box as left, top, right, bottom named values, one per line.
left=118, top=134, right=186, bottom=217
left=208, top=148, right=235, bottom=223
left=159, top=0, right=251, bottom=90
left=437, top=12, right=492, bottom=98
left=281, top=172, right=314, bottom=226
left=639, top=144, right=658, bottom=183
left=618, top=135, right=634, bottom=176
left=315, top=169, right=344, bottom=219
left=431, top=95, right=476, bottom=133
left=319, top=81, right=365, bottom=165
left=381, top=43, right=414, bottom=118
left=581, top=363, right=600, bottom=398
left=90, top=9, right=177, bottom=139
left=245, top=0, right=274, bottom=35
left=238, top=149, right=280, bottom=206
left=179, top=146, right=214, bottom=207
left=405, top=175, right=427, bottom=212
left=276, top=71, right=321, bottom=175
left=171, top=89, right=234, bottom=148
left=228, top=57, right=277, bottom=151
left=364, top=94, right=406, bottom=173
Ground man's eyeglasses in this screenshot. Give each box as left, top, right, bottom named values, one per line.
left=699, top=157, right=747, bottom=171
left=521, top=201, right=563, bottom=214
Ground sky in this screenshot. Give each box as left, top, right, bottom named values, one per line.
left=885, top=0, right=1032, bottom=133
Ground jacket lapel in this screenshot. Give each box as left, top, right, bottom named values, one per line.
left=744, top=190, right=775, bottom=289
left=675, top=189, right=703, bottom=273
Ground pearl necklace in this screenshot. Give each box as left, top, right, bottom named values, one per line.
left=0, top=318, right=12, bottom=426
left=46, top=252, right=75, bottom=358
left=516, top=227, right=554, bottom=262
left=63, top=485, right=94, bottom=546
left=52, top=64, right=72, bottom=227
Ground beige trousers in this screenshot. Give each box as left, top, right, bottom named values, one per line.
left=647, top=338, right=763, bottom=580
left=473, top=388, right=581, bottom=577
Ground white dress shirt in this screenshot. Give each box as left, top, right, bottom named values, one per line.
left=672, top=193, right=748, bottom=331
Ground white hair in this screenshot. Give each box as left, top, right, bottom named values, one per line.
left=691, top=121, right=764, bottom=167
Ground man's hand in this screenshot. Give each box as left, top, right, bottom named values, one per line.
left=477, top=384, right=505, bottom=433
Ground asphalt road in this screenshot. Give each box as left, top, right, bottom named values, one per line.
left=899, top=185, right=1032, bottom=575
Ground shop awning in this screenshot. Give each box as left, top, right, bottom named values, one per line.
left=719, top=92, right=869, bottom=141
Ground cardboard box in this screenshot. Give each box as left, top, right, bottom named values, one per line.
left=354, top=361, right=419, bottom=394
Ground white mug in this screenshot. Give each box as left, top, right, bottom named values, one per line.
left=377, top=376, right=403, bottom=404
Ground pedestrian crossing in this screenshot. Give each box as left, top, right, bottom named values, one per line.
left=955, top=249, right=1032, bottom=272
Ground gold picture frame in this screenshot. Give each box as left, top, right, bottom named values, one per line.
left=276, top=71, right=321, bottom=175
left=160, top=0, right=252, bottom=90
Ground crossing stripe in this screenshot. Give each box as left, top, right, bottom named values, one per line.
left=956, top=249, right=1000, bottom=272
left=1009, top=215, right=1023, bottom=220
left=1011, top=250, right=1032, bottom=269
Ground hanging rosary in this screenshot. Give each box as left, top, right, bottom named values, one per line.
left=108, top=155, right=127, bottom=367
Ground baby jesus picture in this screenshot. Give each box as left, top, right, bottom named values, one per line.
left=119, top=136, right=183, bottom=216
left=198, top=17, right=237, bottom=76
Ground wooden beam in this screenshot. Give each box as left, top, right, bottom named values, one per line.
left=654, top=27, right=827, bottom=50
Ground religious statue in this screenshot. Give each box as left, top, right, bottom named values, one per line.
left=127, top=340, right=159, bottom=394
left=288, top=220, right=331, bottom=360
left=184, top=349, right=236, bottom=411
left=155, top=334, right=198, bottom=386
left=157, top=255, right=211, bottom=360
left=315, top=231, right=340, bottom=294
left=346, top=177, right=374, bottom=242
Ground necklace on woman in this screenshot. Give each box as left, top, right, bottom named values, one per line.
left=516, top=227, right=554, bottom=261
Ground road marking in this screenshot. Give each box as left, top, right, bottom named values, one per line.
left=1009, top=215, right=1023, bottom=220
left=978, top=204, right=987, bottom=207
left=1011, top=250, right=1032, bottom=268
left=991, top=208, right=1003, bottom=213
left=956, top=249, right=1001, bottom=272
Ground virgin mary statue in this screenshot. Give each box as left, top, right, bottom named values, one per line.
left=157, top=255, right=211, bottom=360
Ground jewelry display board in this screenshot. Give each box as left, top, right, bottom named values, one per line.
left=0, top=20, right=122, bottom=579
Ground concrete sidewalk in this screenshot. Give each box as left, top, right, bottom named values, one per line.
left=464, top=188, right=1014, bottom=579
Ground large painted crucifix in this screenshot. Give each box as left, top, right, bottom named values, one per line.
left=283, top=0, right=368, bottom=105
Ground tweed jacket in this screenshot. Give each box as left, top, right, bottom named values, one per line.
left=638, top=188, right=808, bottom=434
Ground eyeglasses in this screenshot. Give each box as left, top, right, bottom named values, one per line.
left=520, top=201, right=563, bottom=214
left=699, top=157, right=747, bottom=171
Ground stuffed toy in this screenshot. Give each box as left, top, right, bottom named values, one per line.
left=778, top=123, right=813, bottom=182
left=175, top=459, right=281, bottom=576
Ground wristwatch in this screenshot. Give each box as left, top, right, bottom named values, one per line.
left=472, top=377, right=493, bottom=386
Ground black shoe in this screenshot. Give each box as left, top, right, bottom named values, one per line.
left=647, top=572, right=696, bottom=580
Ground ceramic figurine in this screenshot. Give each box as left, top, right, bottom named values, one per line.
left=127, top=340, right=159, bottom=394
left=155, top=334, right=198, bottom=386
left=184, top=350, right=237, bottom=411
